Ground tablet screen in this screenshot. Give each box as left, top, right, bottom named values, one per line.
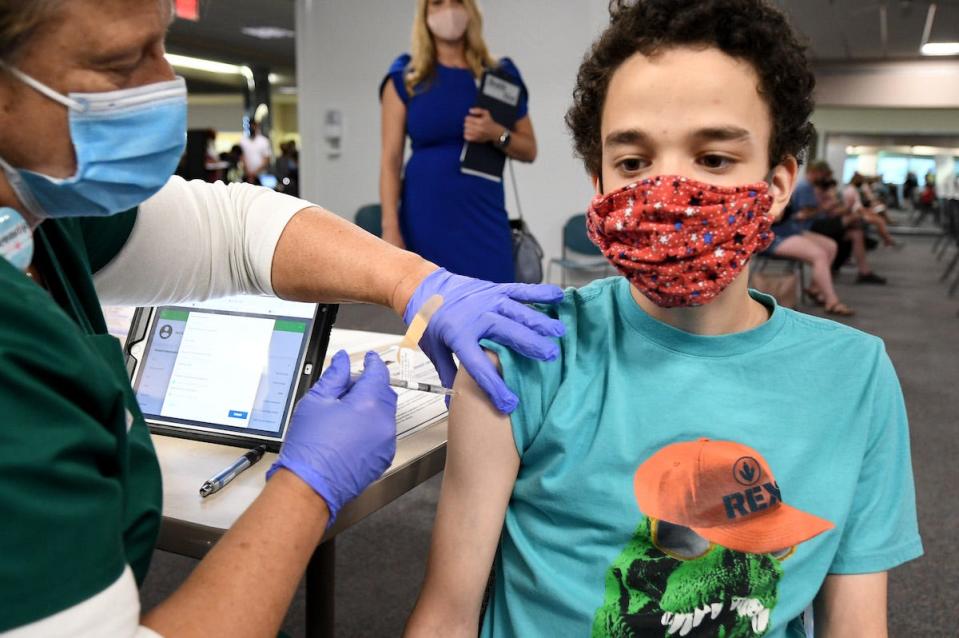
left=132, top=295, right=317, bottom=442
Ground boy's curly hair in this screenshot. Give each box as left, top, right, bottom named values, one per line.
left=566, top=0, right=816, bottom=176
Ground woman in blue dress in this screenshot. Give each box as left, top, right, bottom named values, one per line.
left=380, top=0, right=538, bottom=283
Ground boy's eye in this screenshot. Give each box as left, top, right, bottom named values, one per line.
left=617, top=157, right=648, bottom=173
left=699, top=154, right=733, bottom=170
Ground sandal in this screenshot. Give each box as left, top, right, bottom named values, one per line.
left=825, top=302, right=855, bottom=317
left=803, top=287, right=826, bottom=306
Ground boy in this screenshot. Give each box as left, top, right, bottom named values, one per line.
left=405, top=1, right=922, bottom=636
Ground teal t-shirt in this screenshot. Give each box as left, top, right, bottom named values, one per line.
left=482, top=277, right=922, bottom=638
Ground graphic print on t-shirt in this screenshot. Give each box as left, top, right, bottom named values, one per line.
left=592, top=438, right=834, bottom=637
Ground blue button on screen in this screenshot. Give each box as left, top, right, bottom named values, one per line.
left=228, top=410, right=249, bottom=419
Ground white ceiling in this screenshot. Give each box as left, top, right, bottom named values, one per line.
left=776, top=0, right=959, bottom=61
left=166, top=0, right=959, bottom=81
left=166, top=0, right=295, bottom=71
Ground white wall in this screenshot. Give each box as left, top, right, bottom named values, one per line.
left=187, top=95, right=244, bottom=132
left=856, top=152, right=879, bottom=176
left=936, top=155, right=957, bottom=198
left=815, top=61, right=959, bottom=109
left=811, top=105, right=959, bottom=177
left=812, top=106, right=959, bottom=138
left=295, top=0, right=610, bottom=266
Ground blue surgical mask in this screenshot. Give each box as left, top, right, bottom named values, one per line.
left=0, top=65, right=187, bottom=219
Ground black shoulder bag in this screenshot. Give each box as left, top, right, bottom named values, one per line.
left=507, top=159, right=545, bottom=283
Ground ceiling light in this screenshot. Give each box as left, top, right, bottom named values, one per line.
left=921, top=42, right=959, bottom=56
left=165, top=53, right=255, bottom=91
left=242, top=27, right=295, bottom=40
left=166, top=53, right=246, bottom=76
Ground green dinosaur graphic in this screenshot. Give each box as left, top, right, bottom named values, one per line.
left=592, top=517, right=782, bottom=637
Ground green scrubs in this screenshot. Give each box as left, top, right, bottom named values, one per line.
left=0, top=210, right=162, bottom=630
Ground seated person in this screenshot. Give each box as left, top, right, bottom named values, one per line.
left=405, top=2, right=922, bottom=637
left=845, top=173, right=897, bottom=248
left=764, top=163, right=867, bottom=312
left=813, top=177, right=886, bottom=284
left=918, top=181, right=937, bottom=210
left=762, top=194, right=852, bottom=316
left=861, top=176, right=891, bottom=219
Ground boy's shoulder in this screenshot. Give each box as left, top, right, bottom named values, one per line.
left=539, top=276, right=623, bottom=322
left=525, top=278, right=887, bottom=372
left=554, top=281, right=888, bottom=371
left=524, top=278, right=630, bottom=356
left=771, top=301, right=893, bottom=383
left=776, top=302, right=885, bottom=352
left=491, top=278, right=622, bottom=386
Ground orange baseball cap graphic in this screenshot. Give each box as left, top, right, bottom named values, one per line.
left=634, top=438, right=834, bottom=554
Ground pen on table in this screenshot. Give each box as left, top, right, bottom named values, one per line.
left=350, top=373, right=456, bottom=397
left=199, top=445, right=267, bottom=498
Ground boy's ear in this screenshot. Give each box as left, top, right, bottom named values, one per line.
left=591, top=173, right=602, bottom=196
left=768, top=156, right=799, bottom=222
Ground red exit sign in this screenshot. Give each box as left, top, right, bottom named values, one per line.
left=175, top=0, right=199, bottom=21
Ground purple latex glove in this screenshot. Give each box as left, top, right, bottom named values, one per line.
left=404, top=269, right=565, bottom=414
left=267, top=350, right=397, bottom=523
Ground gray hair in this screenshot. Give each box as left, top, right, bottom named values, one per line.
left=0, top=0, right=64, bottom=61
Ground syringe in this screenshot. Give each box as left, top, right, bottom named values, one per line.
left=350, top=373, right=456, bottom=397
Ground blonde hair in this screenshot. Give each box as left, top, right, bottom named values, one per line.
left=405, top=0, right=495, bottom=96
left=0, top=0, right=62, bottom=61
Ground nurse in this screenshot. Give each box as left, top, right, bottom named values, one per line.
left=0, top=1, right=564, bottom=635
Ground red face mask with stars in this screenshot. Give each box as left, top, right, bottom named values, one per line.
left=586, top=175, right=775, bottom=308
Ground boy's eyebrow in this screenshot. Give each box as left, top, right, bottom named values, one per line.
left=603, top=126, right=752, bottom=149
left=604, top=129, right=654, bottom=149
left=689, top=126, right=752, bottom=143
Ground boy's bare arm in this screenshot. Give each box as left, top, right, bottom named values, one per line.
left=405, top=353, right=520, bottom=637
left=814, top=572, right=888, bottom=638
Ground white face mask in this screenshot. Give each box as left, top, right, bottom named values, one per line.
left=427, top=6, right=470, bottom=42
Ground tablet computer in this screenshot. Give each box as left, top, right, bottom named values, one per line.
left=124, top=296, right=337, bottom=451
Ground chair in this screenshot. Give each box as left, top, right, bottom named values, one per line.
left=546, top=214, right=612, bottom=287
left=354, top=203, right=382, bottom=237
left=933, top=198, right=955, bottom=258
left=913, top=196, right=941, bottom=228
left=751, top=254, right=808, bottom=308
left=937, top=198, right=959, bottom=297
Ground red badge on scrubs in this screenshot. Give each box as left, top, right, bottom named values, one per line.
left=175, top=0, right=199, bottom=21
left=586, top=176, right=775, bottom=307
